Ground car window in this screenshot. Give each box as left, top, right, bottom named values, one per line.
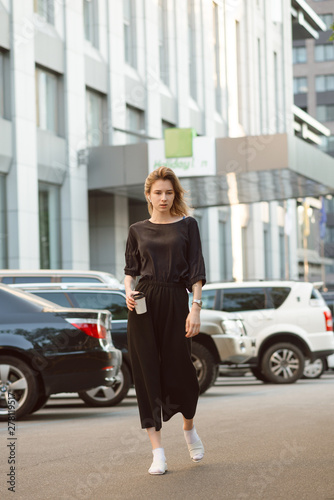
left=31, top=292, right=72, bottom=308
left=70, top=292, right=128, bottom=320
left=1, top=277, right=14, bottom=284
left=60, top=277, right=102, bottom=283
left=0, top=289, right=44, bottom=313
left=221, top=288, right=266, bottom=312
left=13, top=276, right=52, bottom=283
left=268, top=287, right=291, bottom=309
left=310, top=288, right=323, bottom=300
left=201, top=289, right=217, bottom=309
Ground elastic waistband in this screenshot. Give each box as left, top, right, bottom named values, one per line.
left=138, top=279, right=186, bottom=289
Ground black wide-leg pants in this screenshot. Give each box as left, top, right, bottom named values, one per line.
left=127, top=280, right=199, bottom=431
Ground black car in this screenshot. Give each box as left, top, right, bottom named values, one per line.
left=12, top=283, right=131, bottom=407
left=0, top=284, right=122, bottom=420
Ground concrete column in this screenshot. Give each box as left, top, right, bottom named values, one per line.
left=207, top=207, right=220, bottom=282
left=247, top=203, right=265, bottom=280
left=174, top=0, right=190, bottom=126
left=143, top=0, right=161, bottom=138
left=61, top=0, right=89, bottom=269
left=7, top=0, right=39, bottom=268
left=270, top=201, right=280, bottom=279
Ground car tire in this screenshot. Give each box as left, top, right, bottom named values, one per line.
left=261, top=343, right=304, bottom=384
left=250, top=366, right=270, bottom=383
left=0, top=356, right=38, bottom=421
left=78, top=362, right=131, bottom=407
left=29, top=393, right=49, bottom=414
left=302, top=358, right=325, bottom=379
left=191, top=341, right=218, bottom=394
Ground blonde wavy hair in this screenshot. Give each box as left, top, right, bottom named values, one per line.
left=144, top=166, right=190, bottom=217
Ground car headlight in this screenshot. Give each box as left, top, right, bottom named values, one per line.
left=221, top=319, right=246, bottom=336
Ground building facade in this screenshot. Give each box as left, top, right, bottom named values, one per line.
left=293, top=0, right=334, bottom=288
left=0, top=0, right=333, bottom=286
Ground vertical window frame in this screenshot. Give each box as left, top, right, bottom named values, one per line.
left=35, top=66, right=60, bottom=136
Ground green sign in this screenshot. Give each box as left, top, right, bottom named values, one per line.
left=164, top=128, right=197, bottom=158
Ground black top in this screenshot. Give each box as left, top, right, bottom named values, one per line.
left=124, top=217, right=206, bottom=291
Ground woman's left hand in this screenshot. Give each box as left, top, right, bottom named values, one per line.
left=185, top=308, right=201, bottom=338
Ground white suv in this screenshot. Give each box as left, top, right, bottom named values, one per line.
left=199, top=281, right=334, bottom=384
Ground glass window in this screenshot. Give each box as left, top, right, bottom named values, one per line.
left=0, top=175, right=8, bottom=268
left=86, top=88, right=105, bottom=147
left=39, top=182, right=62, bottom=269
left=35, top=67, right=59, bottom=134
left=219, top=220, right=227, bottom=280
left=60, top=276, right=101, bottom=283
left=319, top=135, right=334, bottom=154
left=83, top=0, right=99, bottom=48
left=0, top=50, right=10, bottom=120
left=316, top=74, right=334, bottom=92
left=34, top=0, right=54, bottom=24
left=269, top=287, right=291, bottom=309
left=293, top=46, right=307, bottom=64
left=315, top=44, right=334, bottom=62
left=158, top=0, right=169, bottom=85
left=293, top=77, right=308, bottom=94
left=221, top=288, right=267, bottom=312
left=13, top=276, right=52, bottom=283
left=70, top=292, right=128, bottom=320
left=126, top=104, right=145, bottom=144
left=188, top=0, right=197, bottom=100
left=32, top=291, right=72, bottom=307
left=202, top=289, right=217, bottom=309
left=316, top=104, right=334, bottom=122
left=0, top=52, right=4, bottom=119
left=318, top=13, right=334, bottom=30
left=124, top=0, right=136, bottom=67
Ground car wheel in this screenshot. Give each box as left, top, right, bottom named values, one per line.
left=302, top=358, right=325, bottom=380
left=29, top=394, right=49, bottom=414
left=250, top=366, right=270, bottom=383
left=261, top=343, right=304, bottom=384
left=191, top=342, right=218, bottom=394
left=78, top=362, right=131, bottom=407
left=0, top=356, right=38, bottom=421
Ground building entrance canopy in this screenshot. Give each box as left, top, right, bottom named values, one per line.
left=87, top=134, right=334, bottom=208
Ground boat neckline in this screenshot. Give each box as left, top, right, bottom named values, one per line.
left=146, top=217, right=188, bottom=225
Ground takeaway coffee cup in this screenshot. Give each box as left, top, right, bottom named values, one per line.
left=133, top=292, right=147, bottom=314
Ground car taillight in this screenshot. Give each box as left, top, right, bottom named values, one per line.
left=66, top=318, right=107, bottom=339
left=324, top=310, right=333, bottom=332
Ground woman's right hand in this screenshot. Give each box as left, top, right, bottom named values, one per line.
left=125, top=290, right=137, bottom=311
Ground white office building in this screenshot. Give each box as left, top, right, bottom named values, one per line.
left=0, top=0, right=333, bottom=284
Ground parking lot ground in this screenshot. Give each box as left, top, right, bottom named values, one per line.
left=1, top=373, right=334, bottom=500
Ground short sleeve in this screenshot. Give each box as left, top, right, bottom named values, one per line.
left=124, top=226, right=140, bottom=277
left=187, top=218, right=206, bottom=291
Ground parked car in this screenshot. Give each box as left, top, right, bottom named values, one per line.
left=195, top=281, right=334, bottom=384
left=0, top=269, right=121, bottom=287
left=0, top=284, right=122, bottom=421
left=321, top=290, right=334, bottom=372
left=13, top=283, right=255, bottom=397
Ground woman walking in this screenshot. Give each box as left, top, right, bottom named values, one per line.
left=124, top=166, right=206, bottom=475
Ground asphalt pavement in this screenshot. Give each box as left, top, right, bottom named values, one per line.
left=1, top=373, right=334, bottom=500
